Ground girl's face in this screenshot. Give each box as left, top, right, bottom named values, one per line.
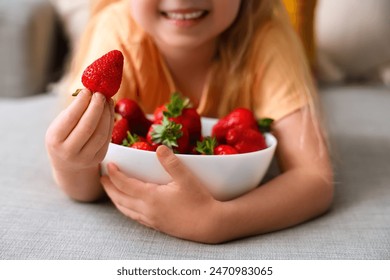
left=129, top=0, right=241, bottom=50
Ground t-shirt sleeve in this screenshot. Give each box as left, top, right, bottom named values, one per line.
left=252, top=23, right=317, bottom=121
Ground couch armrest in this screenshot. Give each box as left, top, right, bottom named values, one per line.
left=0, top=0, right=56, bottom=97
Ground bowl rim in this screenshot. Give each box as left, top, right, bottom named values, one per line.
left=108, top=132, right=277, bottom=158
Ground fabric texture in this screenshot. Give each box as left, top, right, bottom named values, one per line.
left=1, top=85, right=389, bottom=259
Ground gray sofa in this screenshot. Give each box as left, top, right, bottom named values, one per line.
left=0, top=1, right=389, bottom=260
left=1, top=85, right=389, bottom=259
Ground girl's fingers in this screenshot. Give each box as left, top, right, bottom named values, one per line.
left=65, top=92, right=106, bottom=152
left=103, top=179, right=143, bottom=209
left=105, top=163, right=151, bottom=197
left=114, top=203, right=152, bottom=228
left=156, top=145, right=193, bottom=187
left=49, top=89, right=93, bottom=142
left=82, top=99, right=114, bottom=158
left=101, top=175, right=149, bottom=218
left=106, top=98, right=115, bottom=143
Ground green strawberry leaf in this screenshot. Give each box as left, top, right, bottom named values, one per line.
left=163, top=92, right=191, bottom=118
left=122, top=131, right=140, bottom=146
left=195, top=136, right=217, bottom=155
left=258, top=118, right=274, bottom=133
left=150, top=116, right=183, bottom=149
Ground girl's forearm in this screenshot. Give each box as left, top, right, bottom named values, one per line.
left=215, top=168, right=333, bottom=243
left=52, top=165, right=105, bottom=202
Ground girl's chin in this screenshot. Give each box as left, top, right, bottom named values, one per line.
left=163, top=18, right=204, bottom=28
left=157, top=36, right=212, bottom=52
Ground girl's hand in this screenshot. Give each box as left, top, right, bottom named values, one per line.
left=100, top=145, right=223, bottom=243
left=46, top=89, right=115, bottom=173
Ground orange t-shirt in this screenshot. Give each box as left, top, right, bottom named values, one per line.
left=66, top=0, right=313, bottom=121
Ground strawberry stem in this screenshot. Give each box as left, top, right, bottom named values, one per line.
left=71, top=89, right=83, bottom=97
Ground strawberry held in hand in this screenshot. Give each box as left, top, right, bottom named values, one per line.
left=75, top=50, right=124, bottom=99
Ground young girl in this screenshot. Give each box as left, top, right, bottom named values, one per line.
left=45, top=0, right=333, bottom=244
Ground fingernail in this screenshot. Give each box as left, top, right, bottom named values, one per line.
left=94, top=92, right=105, bottom=103
left=81, top=88, right=90, bottom=94
left=107, top=162, right=118, bottom=173
left=156, top=145, right=172, bottom=157
left=72, top=88, right=87, bottom=97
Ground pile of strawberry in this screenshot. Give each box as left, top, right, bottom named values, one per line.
left=73, top=49, right=272, bottom=155
left=198, top=108, right=273, bottom=155
left=112, top=93, right=273, bottom=155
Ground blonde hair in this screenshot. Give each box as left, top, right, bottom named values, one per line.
left=212, top=0, right=327, bottom=153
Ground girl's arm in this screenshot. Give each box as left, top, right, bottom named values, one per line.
left=216, top=108, right=334, bottom=241
left=45, top=89, right=114, bottom=202
left=101, top=107, right=334, bottom=243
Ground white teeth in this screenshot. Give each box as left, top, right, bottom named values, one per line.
left=165, top=11, right=204, bottom=20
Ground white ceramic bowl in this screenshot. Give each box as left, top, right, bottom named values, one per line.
left=101, top=117, right=277, bottom=201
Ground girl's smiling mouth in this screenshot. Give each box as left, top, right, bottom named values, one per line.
left=160, top=9, right=209, bottom=27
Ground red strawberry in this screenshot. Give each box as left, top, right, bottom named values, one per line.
left=153, top=93, right=201, bottom=144
left=211, top=108, right=258, bottom=143
left=214, top=145, right=238, bottom=155
left=225, top=126, right=267, bottom=153
left=195, top=136, right=238, bottom=155
left=147, top=116, right=189, bottom=154
left=122, top=131, right=155, bottom=151
left=131, top=141, right=155, bottom=151
left=180, top=107, right=202, bottom=144
left=153, top=104, right=167, bottom=124
left=79, top=50, right=124, bottom=99
left=111, top=118, right=129, bottom=145
left=115, top=98, right=152, bottom=137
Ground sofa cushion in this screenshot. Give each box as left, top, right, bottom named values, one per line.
left=49, top=0, right=90, bottom=51
left=316, top=0, right=390, bottom=85
left=49, top=0, right=121, bottom=52
left=0, top=0, right=56, bottom=97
